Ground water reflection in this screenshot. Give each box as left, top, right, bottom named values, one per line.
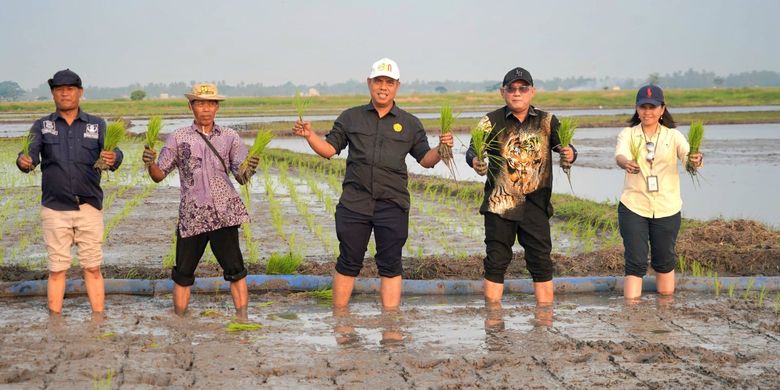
left=266, top=123, right=780, bottom=227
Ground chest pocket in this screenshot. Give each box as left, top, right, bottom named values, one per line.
left=79, top=138, right=100, bottom=164
left=345, top=127, right=374, bottom=164
left=41, top=134, right=60, bottom=160
left=379, top=127, right=412, bottom=171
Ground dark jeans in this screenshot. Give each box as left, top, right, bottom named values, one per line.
left=618, top=203, right=681, bottom=277
left=335, top=201, right=409, bottom=278
left=483, top=209, right=553, bottom=284
left=172, top=225, right=247, bottom=286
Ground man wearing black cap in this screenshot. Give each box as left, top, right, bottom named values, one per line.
left=16, top=69, right=123, bottom=315
left=466, top=66, right=575, bottom=307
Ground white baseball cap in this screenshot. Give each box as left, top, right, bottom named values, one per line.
left=368, top=58, right=400, bottom=80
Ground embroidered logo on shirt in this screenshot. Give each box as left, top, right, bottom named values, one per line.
left=84, top=123, right=99, bottom=139
left=42, top=120, right=57, bottom=135
left=393, top=123, right=403, bottom=132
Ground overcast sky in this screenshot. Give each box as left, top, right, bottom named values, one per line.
left=2, top=0, right=778, bottom=89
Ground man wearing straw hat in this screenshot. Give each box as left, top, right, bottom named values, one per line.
left=16, top=69, right=123, bottom=315
left=143, top=83, right=259, bottom=318
left=292, top=58, right=454, bottom=310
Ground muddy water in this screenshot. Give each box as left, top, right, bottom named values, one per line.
left=0, top=292, right=777, bottom=388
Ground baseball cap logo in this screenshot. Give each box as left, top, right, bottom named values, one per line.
left=646, top=87, right=652, bottom=97
left=378, top=63, right=393, bottom=72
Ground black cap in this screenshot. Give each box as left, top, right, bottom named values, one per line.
left=502, top=67, right=533, bottom=87
left=636, top=85, right=664, bottom=106
left=48, top=69, right=82, bottom=89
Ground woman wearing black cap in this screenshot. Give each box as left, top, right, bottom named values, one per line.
left=614, top=85, right=703, bottom=301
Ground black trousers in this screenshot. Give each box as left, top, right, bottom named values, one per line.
left=172, top=225, right=247, bottom=286
left=618, top=202, right=680, bottom=277
left=335, top=200, right=409, bottom=278
left=483, top=209, right=553, bottom=284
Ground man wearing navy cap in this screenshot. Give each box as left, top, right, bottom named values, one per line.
left=466, top=66, right=576, bottom=308
left=16, top=69, right=123, bottom=315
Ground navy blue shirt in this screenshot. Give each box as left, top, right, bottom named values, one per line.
left=325, top=102, right=431, bottom=216
left=19, top=110, right=124, bottom=211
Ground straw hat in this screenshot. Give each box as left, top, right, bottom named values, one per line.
left=184, top=83, right=225, bottom=101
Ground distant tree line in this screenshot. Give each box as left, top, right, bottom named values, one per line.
left=7, top=69, right=780, bottom=101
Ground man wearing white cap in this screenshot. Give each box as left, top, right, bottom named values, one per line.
left=293, top=58, right=453, bottom=310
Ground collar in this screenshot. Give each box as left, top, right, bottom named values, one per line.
left=52, top=109, right=89, bottom=123
left=503, top=105, right=538, bottom=120
left=190, top=121, right=222, bottom=135
left=364, top=101, right=399, bottom=117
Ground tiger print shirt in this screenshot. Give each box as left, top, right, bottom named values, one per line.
left=466, top=106, right=563, bottom=222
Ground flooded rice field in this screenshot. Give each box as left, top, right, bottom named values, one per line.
left=0, top=292, right=778, bottom=388
left=0, top=127, right=779, bottom=388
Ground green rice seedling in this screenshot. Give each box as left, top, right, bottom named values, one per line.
left=94, top=120, right=126, bottom=171
left=200, top=308, right=221, bottom=317
left=678, top=255, right=686, bottom=274
left=727, top=283, right=735, bottom=298
left=265, top=252, right=303, bottom=275
left=556, top=117, right=577, bottom=192
left=437, top=104, right=457, bottom=180
left=308, top=288, right=334, bottom=302
left=469, top=122, right=504, bottom=180
left=20, top=133, right=36, bottom=172
left=241, top=129, right=274, bottom=177
left=757, top=285, right=768, bottom=306
left=292, top=91, right=311, bottom=121
left=742, top=278, right=754, bottom=300
left=225, top=322, right=262, bottom=333
left=628, top=135, right=643, bottom=165
left=686, top=120, right=704, bottom=178
left=774, top=293, right=780, bottom=314
left=21, top=132, right=35, bottom=157
left=714, top=273, right=720, bottom=297
left=145, top=116, right=163, bottom=150
left=92, top=368, right=114, bottom=390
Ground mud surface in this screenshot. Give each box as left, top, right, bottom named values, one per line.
left=0, top=292, right=778, bottom=389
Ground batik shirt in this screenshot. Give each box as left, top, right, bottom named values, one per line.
left=157, top=123, right=250, bottom=237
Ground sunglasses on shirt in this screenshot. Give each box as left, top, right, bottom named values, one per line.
left=646, top=141, right=655, bottom=162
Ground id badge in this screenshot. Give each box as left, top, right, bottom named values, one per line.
left=647, top=175, right=659, bottom=192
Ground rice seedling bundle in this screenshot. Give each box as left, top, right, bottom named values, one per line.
left=20, top=133, right=36, bottom=172
left=686, top=120, right=704, bottom=177
left=556, top=118, right=577, bottom=192
left=629, top=135, right=643, bottom=164
left=21, top=133, right=34, bottom=157
left=225, top=322, right=262, bottom=333
left=437, top=104, right=457, bottom=180
left=145, top=116, right=163, bottom=150
left=308, top=288, right=334, bottom=302
left=94, top=120, right=126, bottom=171
left=240, top=130, right=274, bottom=184
left=470, top=121, right=504, bottom=179
left=265, top=251, right=303, bottom=275
left=293, top=91, right=311, bottom=121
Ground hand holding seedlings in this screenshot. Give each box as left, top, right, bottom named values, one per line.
left=292, top=120, right=313, bottom=138
left=99, top=150, right=117, bottom=168
left=472, top=157, right=488, bottom=176
left=142, top=146, right=157, bottom=166
left=438, top=132, right=454, bottom=149
left=621, top=158, right=641, bottom=174
left=17, top=154, right=34, bottom=171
